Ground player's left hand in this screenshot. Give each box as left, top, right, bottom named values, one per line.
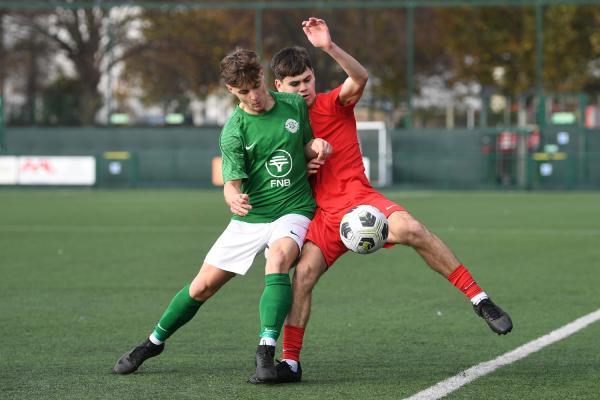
left=302, top=17, right=332, bottom=50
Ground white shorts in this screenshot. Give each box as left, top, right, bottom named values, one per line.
left=204, top=213, right=311, bottom=276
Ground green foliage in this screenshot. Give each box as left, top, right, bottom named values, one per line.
left=122, top=9, right=254, bottom=107
left=4, top=3, right=600, bottom=125
left=41, top=77, right=82, bottom=126
left=544, top=5, right=600, bottom=91
left=437, top=5, right=600, bottom=95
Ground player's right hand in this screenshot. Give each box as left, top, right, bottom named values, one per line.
left=313, top=138, right=333, bottom=161
left=307, top=158, right=325, bottom=175
left=230, top=193, right=252, bottom=216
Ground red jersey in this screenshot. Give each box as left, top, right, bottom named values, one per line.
left=305, top=85, right=404, bottom=266
left=309, top=85, right=378, bottom=213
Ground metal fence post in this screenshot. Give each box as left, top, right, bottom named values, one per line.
left=0, top=95, right=4, bottom=152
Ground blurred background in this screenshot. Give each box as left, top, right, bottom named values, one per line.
left=1, top=0, right=599, bottom=189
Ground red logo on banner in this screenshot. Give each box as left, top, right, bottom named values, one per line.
left=21, top=158, right=54, bottom=173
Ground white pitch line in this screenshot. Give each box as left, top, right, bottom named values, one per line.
left=404, top=308, right=600, bottom=400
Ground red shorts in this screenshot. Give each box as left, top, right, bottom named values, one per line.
left=305, top=192, right=405, bottom=267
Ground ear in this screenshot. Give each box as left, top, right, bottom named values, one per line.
left=274, top=79, right=283, bottom=92
left=225, top=84, right=233, bottom=94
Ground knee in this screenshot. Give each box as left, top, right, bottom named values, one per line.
left=391, top=216, right=429, bottom=245
left=266, top=245, right=296, bottom=274
left=293, top=261, right=323, bottom=293
left=407, top=219, right=429, bottom=242
left=189, top=279, right=217, bottom=302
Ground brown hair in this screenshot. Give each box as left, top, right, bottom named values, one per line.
left=220, top=48, right=263, bottom=88
left=270, top=46, right=313, bottom=80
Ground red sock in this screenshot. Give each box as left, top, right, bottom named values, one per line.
left=447, top=264, right=483, bottom=299
left=282, top=324, right=305, bottom=362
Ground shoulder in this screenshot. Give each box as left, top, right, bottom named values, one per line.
left=316, top=85, right=343, bottom=103
left=314, top=85, right=352, bottom=115
left=221, top=109, right=244, bottom=137
left=272, top=91, right=305, bottom=109
left=220, top=109, right=244, bottom=148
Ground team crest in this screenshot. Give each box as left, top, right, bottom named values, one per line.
left=285, top=119, right=299, bottom=134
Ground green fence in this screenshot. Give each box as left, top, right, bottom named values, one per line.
left=392, top=127, right=600, bottom=189
left=3, top=126, right=599, bottom=189
left=4, top=127, right=222, bottom=187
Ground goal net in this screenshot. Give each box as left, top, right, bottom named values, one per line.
left=356, top=121, right=392, bottom=187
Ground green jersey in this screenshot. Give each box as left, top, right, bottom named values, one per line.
left=220, top=91, right=315, bottom=223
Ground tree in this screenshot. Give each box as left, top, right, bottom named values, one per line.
left=436, top=5, right=600, bottom=96
left=122, top=7, right=446, bottom=121
left=2, top=11, right=54, bottom=125
left=260, top=8, right=447, bottom=121
left=543, top=5, right=600, bottom=92
left=8, top=4, right=142, bottom=125
left=121, top=8, right=254, bottom=111
left=41, top=76, right=82, bottom=125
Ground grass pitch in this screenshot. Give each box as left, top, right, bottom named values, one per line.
left=1, top=189, right=599, bottom=399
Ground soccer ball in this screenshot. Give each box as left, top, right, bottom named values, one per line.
left=339, top=205, right=389, bottom=254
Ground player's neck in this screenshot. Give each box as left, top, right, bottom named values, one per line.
left=240, top=91, right=275, bottom=115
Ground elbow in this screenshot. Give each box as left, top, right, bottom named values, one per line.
left=360, top=71, right=369, bottom=87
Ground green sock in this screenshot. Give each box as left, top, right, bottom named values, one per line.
left=258, top=273, right=292, bottom=340
left=151, top=284, right=203, bottom=342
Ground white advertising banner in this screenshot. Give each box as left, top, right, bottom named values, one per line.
left=17, top=156, right=96, bottom=185
left=0, top=156, right=18, bottom=184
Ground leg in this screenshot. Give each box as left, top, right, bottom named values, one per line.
left=113, top=263, right=234, bottom=374
left=264, top=236, right=300, bottom=274
left=250, top=242, right=327, bottom=384
left=287, top=241, right=328, bottom=329
left=255, top=237, right=301, bottom=381
left=387, top=211, right=459, bottom=278
left=259, top=236, right=301, bottom=343
left=153, top=263, right=234, bottom=342
left=189, top=263, right=236, bottom=301
left=387, top=211, right=512, bottom=334
left=264, top=242, right=327, bottom=383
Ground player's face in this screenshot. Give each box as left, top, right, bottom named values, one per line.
left=227, top=78, right=270, bottom=114
left=275, top=68, right=316, bottom=107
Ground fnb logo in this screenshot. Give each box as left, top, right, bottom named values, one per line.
left=266, top=149, right=293, bottom=188
left=265, top=150, right=292, bottom=178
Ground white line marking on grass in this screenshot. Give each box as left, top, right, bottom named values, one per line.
left=431, top=227, right=600, bottom=236
left=404, top=309, right=600, bottom=400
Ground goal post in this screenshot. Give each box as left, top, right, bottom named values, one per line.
left=356, top=121, right=392, bottom=187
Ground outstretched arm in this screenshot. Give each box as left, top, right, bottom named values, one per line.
left=302, top=17, right=368, bottom=106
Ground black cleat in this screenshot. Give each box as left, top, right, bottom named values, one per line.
left=474, top=298, right=513, bottom=335
left=254, top=345, right=277, bottom=382
left=248, top=372, right=264, bottom=384
left=248, top=360, right=302, bottom=384
left=113, top=339, right=164, bottom=374
left=274, top=360, right=302, bottom=383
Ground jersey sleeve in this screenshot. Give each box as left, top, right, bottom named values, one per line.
left=219, top=121, right=248, bottom=183
left=327, top=85, right=355, bottom=116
